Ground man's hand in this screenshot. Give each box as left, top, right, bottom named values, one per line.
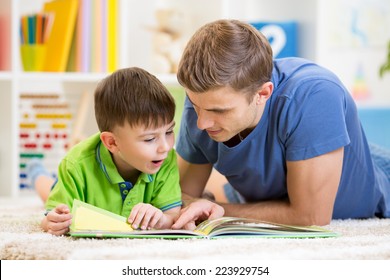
left=172, top=199, right=225, bottom=230
left=42, top=204, right=72, bottom=236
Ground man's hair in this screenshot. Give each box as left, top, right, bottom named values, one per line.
left=94, top=67, right=175, bottom=132
left=177, top=19, right=273, bottom=96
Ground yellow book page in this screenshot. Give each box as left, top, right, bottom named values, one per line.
left=73, top=203, right=134, bottom=232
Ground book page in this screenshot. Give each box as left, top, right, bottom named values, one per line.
left=71, top=200, right=134, bottom=232
left=193, top=217, right=337, bottom=238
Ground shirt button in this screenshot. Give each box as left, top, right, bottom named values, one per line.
left=120, top=183, right=126, bottom=188
left=123, top=190, right=129, bottom=195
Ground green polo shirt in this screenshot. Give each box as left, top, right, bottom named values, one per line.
left=45, top=133, right=182, bottom=218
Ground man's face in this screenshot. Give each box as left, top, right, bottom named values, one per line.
left=186, top=86, right=263, bottom=143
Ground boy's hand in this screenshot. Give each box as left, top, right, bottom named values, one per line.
left=43, top=204, right=72, bottom=236
left=128, top=203, right=166, bottom=230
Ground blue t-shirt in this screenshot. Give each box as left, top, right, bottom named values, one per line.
left=176, top=57, right=390, bottom=219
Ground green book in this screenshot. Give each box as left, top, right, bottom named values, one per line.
left=69, top=199, right=339, bottom=239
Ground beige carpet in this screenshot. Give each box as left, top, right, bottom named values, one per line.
left=1, top=195, right=390, bottom=260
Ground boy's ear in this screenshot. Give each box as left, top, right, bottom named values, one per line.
left=256, top=81, right=273, bottom=105
left=100, top=132, right=119, bottom=153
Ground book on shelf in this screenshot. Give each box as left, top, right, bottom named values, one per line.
left=68, top=0, right=118, bottom=73
left=19, top=0, right=118, bottom=73
left=42, top=0, right=78, bottom=72
left=107, top=0, right=118, bottom=72
left=69, top=199, right=339, bottom=239
left=0, top=14, right=11, bottom=70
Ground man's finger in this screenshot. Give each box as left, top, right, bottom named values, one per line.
left=183, top=221, right=197, bottom=230
left=172, top=208, right=198, bottom=229
left=208, top=205, right=225, bottom=220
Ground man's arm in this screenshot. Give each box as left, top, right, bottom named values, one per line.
left=177, top=154, right=213, bottom=203
left=173, top=154, right=225, bottom=229
left=222, top=147, right=344, bottom=226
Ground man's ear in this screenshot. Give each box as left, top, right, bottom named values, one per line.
left=100, top=131, right=118, bottom=153
left=256, top=82, right=273, bottom=105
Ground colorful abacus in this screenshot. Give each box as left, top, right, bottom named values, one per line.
left=19, top=93, right=78, bottom=190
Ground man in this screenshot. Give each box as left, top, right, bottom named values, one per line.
left=172, top=19, right=390, bottom=230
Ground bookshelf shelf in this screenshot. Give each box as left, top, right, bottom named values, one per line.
left=19, top=72, right=108, bottom=83
left=0, top=72, right=12, bottom=80
left=17, top=72, right=178, bottom=85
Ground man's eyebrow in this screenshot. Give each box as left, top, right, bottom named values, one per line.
left=186, top=94, right=230, bottom=113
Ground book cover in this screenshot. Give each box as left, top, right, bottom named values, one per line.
left=76, top=0, right=91, bottom=72
left=101, top=0, right=107, bottom=72
left=69, top=199, right=339, bottom=239
left=42, top=0, right=78, bottom=72
left=107, top=0, right=117, bottom=72
left=90, top=0, right=103, bottom=72
left=65, top=21, right=77, bottom=72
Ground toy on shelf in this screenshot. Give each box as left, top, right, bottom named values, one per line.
left=19, top=91, right=89, bottom=191
left=148, top=8, right=191, bottom=74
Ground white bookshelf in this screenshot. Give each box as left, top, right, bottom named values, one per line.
left=1, top=0, right=389, bottom=197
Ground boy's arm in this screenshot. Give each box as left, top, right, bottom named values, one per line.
left=43, top=160, right=85, bottom=235
left=45, top=159, right=84, bottom=211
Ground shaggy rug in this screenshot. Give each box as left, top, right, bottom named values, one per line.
left=1, top=195, right=390, bottom=260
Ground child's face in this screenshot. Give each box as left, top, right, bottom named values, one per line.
left=111, top=120, right=176, bottom=175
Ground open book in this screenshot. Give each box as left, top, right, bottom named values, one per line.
left=69, top=199, right=339, bottom=239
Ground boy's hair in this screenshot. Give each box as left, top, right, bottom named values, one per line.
left=94, top=67, right=175, bottom=132
left=177, top=19, right=273, bottom=97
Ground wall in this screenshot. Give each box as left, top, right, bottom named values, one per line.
left=316, top=0, right=390, bottom=106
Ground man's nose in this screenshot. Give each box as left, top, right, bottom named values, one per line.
left=196, top=111, right=213, bottom=130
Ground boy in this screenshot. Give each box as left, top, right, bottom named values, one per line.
left=41, top=67, right=182, bottom=236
